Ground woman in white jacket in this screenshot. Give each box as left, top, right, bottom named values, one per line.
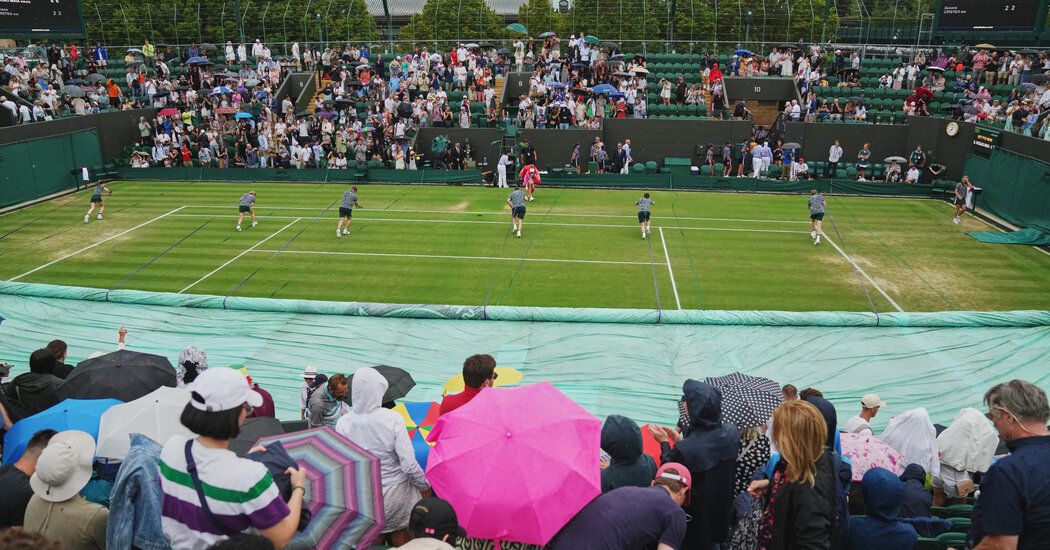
left=336, top=367, right=430, bottom=546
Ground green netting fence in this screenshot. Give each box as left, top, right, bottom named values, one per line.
left=0, top=131, right=102, bottom=209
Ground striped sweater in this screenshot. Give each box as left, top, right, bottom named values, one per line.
left=159, top=436, right=289, bottom=550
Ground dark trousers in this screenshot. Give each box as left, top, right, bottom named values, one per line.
left=825, top=161, right=839, bottom=177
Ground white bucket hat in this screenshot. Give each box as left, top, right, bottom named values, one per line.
left=30, top=431, right=96, bottom=503
left=188, top=367, right=262, bottom=412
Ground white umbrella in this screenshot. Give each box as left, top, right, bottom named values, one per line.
left=96, top=386, right=193, bottom=459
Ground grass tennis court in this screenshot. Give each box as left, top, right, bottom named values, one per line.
left=1, top=181, right=1048, bottom=312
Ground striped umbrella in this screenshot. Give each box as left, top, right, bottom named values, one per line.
left=255, top=427, right=385, bottom=550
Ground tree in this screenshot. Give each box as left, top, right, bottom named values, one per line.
left=517, top=0, right=568, bottom=39
left=398, top=0, right=507, bottom=43
left=566, top=0, right=669, bottom=50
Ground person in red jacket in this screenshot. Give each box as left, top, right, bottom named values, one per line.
left=247, top=376, right=276, bottom=418
left=439, top=355, right=497, bottom=416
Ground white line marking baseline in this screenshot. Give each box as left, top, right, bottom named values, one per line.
left=182, top=205, right=809, bottom=224
left=178, top=219, right=300, bottom=293
left=659, top=227, right=682, bottom=310
left=250, top=249, right=662, bottom=266
left=8, top=206, right=186, bottom=282
left=167, top=214, right=810, bottom=234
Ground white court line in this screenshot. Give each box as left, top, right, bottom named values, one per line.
left=178, top=219, right=300, bottom=294
left=250, top=249, right=661, bottom=266
left=821, top=233, right=905, bottom=312
left=182, top=205, right=808, bottom=225
left=658, top=227, right=682, bottom=310
left=8, top=206, right=186, bottom=282
left=168, top=214, right=810, bottom=234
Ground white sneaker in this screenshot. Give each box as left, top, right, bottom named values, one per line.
left=97, top=213, right=103, bottom=220
left=84, top=215, right=89, bottom=223
left=336, top=230, right=341, bottom=238
left=811, top=230, right=816, bottom=239
left=342, top=229, right=349, bottom=235
left=516, top=230, right=521, bottom=238
left=236, top=225, right=242, bottom=232
left=953, top=217, right=960, bottom=224
left=251, top=221, right=258, bottom=227
left=642, top=234, right=647, bottom=240
left=815, top=235, right=821, bottom=244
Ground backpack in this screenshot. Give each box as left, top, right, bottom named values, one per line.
left=0, top=381, right=32, bottom=424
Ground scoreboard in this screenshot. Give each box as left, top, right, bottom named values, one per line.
left=0, top=0, right=85, bottom=37
left=972, top=126, right=1002, bottom=156
left=937, top=0, right=1042, bottom=30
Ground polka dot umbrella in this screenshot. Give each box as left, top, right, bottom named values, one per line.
left=704, top=372, right=783, bottom=429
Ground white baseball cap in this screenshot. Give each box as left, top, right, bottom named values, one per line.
left=188, top=367, right=262, bottom=412
left=303, top=366, right=318, bottom=379
left=30, top=431, right=96, bottom=502
left=861, top=393, right=886, bottom=409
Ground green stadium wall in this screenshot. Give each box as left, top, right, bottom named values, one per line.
left=0, top=131, right=102, bottom=208
left=0, top=108, right=153, bottom=163
left=963, top=149, right=1050, bottom=232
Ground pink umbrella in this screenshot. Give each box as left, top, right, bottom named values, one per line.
left=425, top=382, right=600, bottom=546
left=840, top=432, right=906, bottom=482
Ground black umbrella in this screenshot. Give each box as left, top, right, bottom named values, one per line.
left=85, top=73, right=107, bottom=83
left=229, top=416, right=285, bottom=456
left=62, top=85, right=86, bottom=98
left=200, top=43, right=218, bottom=52
left=57, top=350, right=176, bottom=402
left=704, top=372, right=783, bottom=429
left=153, top=89, right=171, bottom=98
left=344, top=365, right=415, bottom=407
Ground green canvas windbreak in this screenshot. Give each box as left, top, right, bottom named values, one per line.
left=962, top=149, right=1050, bottom=233
left=0, top=130, right=102, bottom=208
left=0, top=283, right=1047, bottom=430
left=969, top=228, right=1050, bottom=246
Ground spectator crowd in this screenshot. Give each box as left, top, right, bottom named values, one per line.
left=1, top=325, right=1048, bottom=550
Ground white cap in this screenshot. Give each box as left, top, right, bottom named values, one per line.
left=303, top=366, right=318, bottom=379
left=30, top=431, right=96, bottom=502
left=188, top=367, right=262, bottom=412
left=861, top=393, right=886, bottom=409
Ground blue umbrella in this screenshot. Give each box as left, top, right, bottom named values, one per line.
left=211, top=86, right=233, bottom=95
left=2, top=398, right=122, bottom=464
left=234, top=112, right=254, bottom=119
left=592, top=84, right=617, bottom=95
left=186, top=56, right=212, bottom=66
left=735, top=49, right=753, bottom=57
left=609, top=92, right=625, bottom=99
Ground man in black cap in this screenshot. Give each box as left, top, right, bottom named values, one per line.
left=396, top=496, right=467, bottom=549
left=519, top=138, right=537, bottom=167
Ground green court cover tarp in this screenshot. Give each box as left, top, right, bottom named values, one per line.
left=0, top=289, right=1048, bottom=431
left=968, top=228, right=1050, bottom=246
